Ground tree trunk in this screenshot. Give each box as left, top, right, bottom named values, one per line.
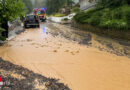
left=1, top=21, right=8, bottom=38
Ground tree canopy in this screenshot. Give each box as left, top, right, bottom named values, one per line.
left=45, top=0, right=74, bottom=14
left=22, top=0, right=33, bottom=14
left=0, top=0, right=25, bottom=23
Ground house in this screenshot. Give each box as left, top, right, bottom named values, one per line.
left=79, top=0, right=97, bottom=10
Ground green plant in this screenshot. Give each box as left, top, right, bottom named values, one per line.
left=73, top=11, right=91, bottom=24
left=73, top=5, right=130, bottom=30
left=85, top=11, right=102, bottom=26
left=53, top=13, right=65, bottom=17
left=97, top=0, right=126, bottom=8
left=72, top=7, right=80, bottom=13
left=63, top=18, right=69, bottom=21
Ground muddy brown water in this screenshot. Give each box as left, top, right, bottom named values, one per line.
left=0, top=22, right=130, bottom=90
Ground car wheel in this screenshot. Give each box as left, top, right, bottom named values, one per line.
left=42, top=19, right=45, bottom=22
left=24, top=24, right=27, bottom=28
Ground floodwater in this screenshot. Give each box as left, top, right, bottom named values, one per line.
left=0, top=22, right=130, bottom=90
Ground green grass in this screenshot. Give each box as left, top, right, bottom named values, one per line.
left=53, top=13, right=65, bottom=17
left=73, top=5, right=130, bottom=30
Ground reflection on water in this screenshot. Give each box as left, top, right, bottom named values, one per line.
left=42, top=27, right=46, bottom=33
left=40, top=24, right=48, bottom=38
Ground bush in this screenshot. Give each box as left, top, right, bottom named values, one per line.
left=73, top=5, right=130, bottom=30
left=71, top=7, right=80, bottom=13
left=63, top=18, right=69, bottom=21
left=125, top=8, right=130, bottom=28
left=113, top=8, right=122, bottom=19
left=97, top=0, right=126, bottom=8
left=99, top=19, right=127, bottom=29
left=84, top=11, right=102, bottom=26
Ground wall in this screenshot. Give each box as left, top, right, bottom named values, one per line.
left=79, top=0, right=97, bottom=10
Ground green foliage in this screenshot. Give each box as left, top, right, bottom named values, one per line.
left=22, top=0, right=33, bottom=14
left=45, top=0, right=74, bottom=14
left=124, top=7, right=130, bottom=28
left=97, top=0, right=127, bottom=8
left=71, top=7, right=80, bottom=13
left=53, top=13, right=65, bottom=17
left=63, top=18, right=69, bottom=21
left=0, top=0, right=25, bottom=23
left=0, top=0, right=25, bottom=40
left=73, top=5, right=130, bottom=30
left=99, top=19, right=128, bottom=29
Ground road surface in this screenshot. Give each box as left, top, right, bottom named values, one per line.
left=0, top=22, right=130, bottom=90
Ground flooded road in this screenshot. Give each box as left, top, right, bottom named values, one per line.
left=0, top=22, right=130, bottom=90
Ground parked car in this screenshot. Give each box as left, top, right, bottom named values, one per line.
left=24, top=14, right=40, bottom=28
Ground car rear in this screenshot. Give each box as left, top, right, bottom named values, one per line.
left=24, top=15, right=39, bottom=28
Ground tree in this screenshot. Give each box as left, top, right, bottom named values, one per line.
left=0, top=0, right=25, bottom=39
left=97, top=0, right=128, bottom=8
left=22, top=0, right=33, bottom=13
left=45, top=0, right=74, bottom=14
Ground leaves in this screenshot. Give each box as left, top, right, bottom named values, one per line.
left=73, top=4, right=130, bottom=30
left=22, top=0, right=33, bottom=14
left=45, top=0, right=74, bottom=14
left=0, top=0, right=25, bottom=22
left=0, top=0, right=25, bottom=40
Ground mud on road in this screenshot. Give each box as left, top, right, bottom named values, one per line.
left=48, top=22, right=130, bottom=57
left=0, top=58, right=70, bottom=90
left=0, top=22, right=130, bottom=90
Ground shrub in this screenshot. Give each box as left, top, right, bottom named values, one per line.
left=73, top=12, right=89, bottom=24
left=97, top=0, right=126, bottom=8
left=126, top=12, right=130, bottom=28
left=113, top=8, right=123, bottom=19
left=125, top=8, right=130, bottom=28
left=101, top=20, right=127, bottom=29
left=85, top=11, right=102, bottom=26
left=71, top=7, right=80, bottom=13
left=63, top=18, right=69, bottom=21
left=73, top=5, right=130, bottom=30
